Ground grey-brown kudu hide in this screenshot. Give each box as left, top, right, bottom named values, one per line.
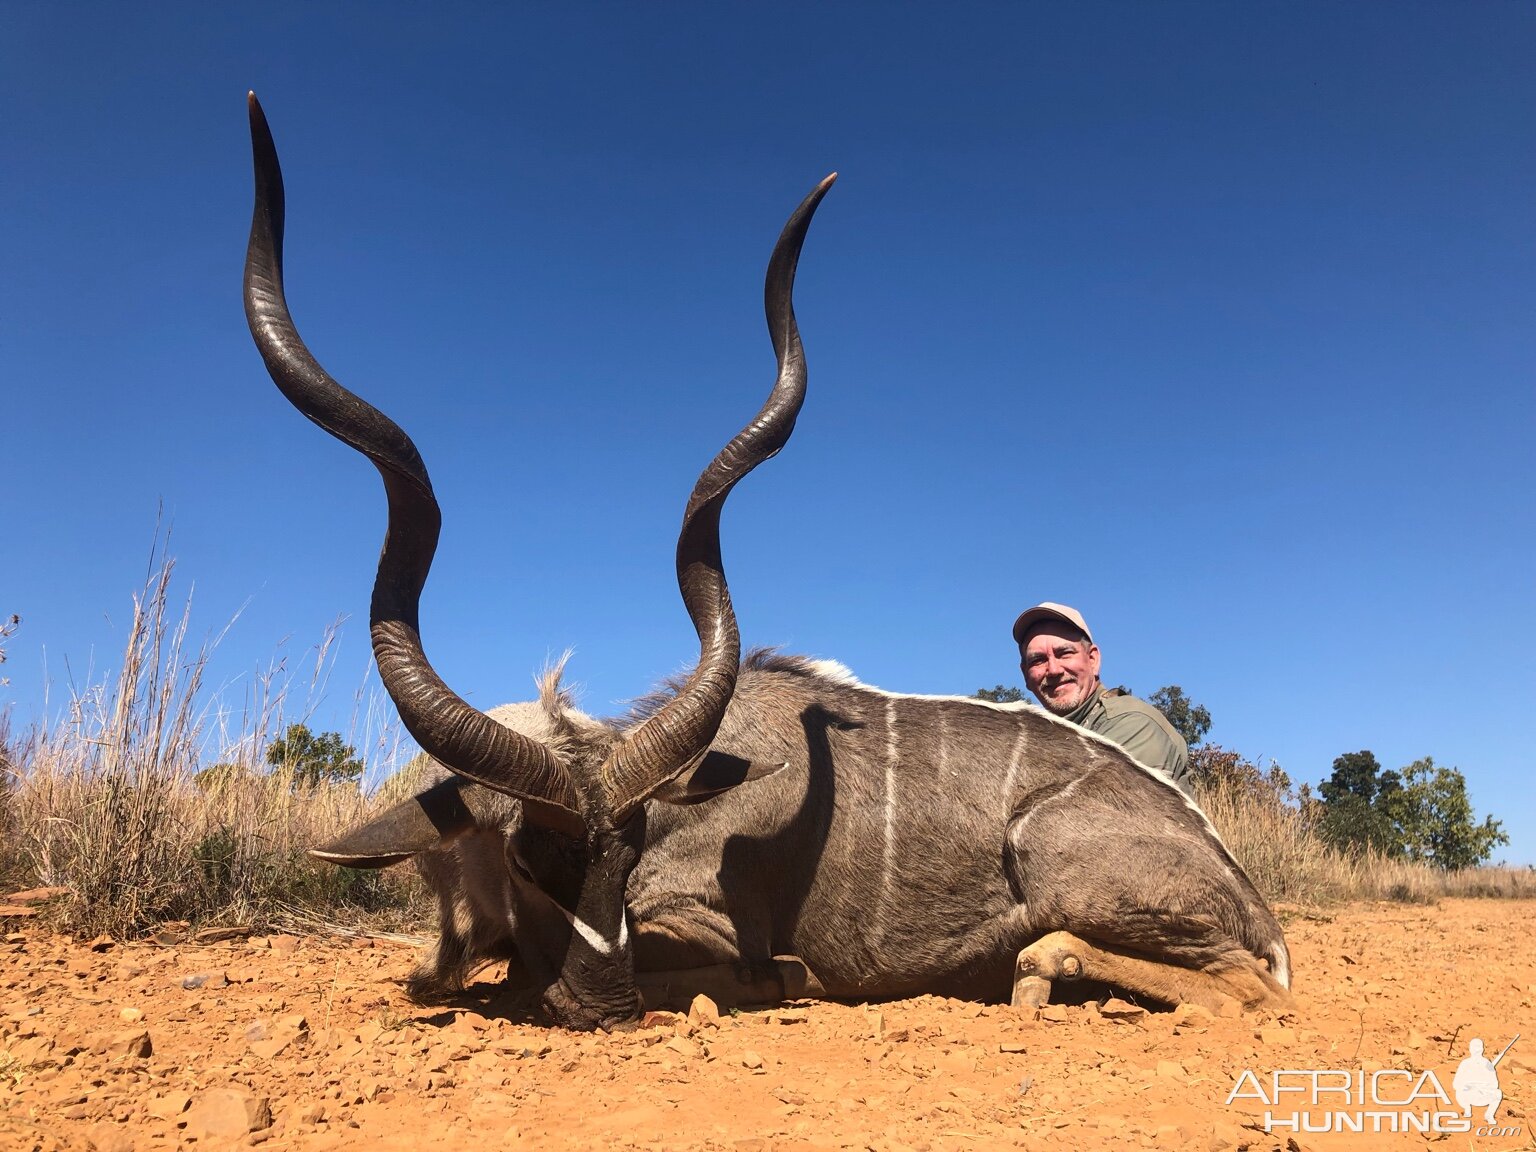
left=243, top=94, right=1291, bottom=1031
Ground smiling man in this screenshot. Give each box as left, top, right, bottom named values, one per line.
left=1012, top=602, right=1193, bottom=797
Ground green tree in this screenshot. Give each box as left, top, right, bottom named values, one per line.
left=1318, top=750, right=1397, bottom=805
left=973, top=685, right=1025, bottom=703
left=265, top=723, right=364, bottom=789
left=1148, top=685, right=1211, bottom=747
left=1382, top=757, right=1508, bottom=870
left=1315, top=750, right=1403, bottom=856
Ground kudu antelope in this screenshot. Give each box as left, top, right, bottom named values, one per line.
left=243, top=94, right=1292, bottom=1031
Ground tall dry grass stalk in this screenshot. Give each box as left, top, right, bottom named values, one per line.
left=2, top=557, right=430, bottom=939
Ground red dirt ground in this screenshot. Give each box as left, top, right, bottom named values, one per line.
left=3, top=900, right=1533, bottom=1151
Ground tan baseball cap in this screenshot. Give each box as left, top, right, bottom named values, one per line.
left=1011, top=602, right=1094, bottom=646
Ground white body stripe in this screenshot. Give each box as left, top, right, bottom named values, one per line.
left=1001, top=726, right=1027, bottom=803
left=880, top=698, right=899, bottom=925
left=800, top=658, right=1226, bottom=848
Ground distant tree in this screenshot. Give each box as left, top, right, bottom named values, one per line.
left=1382, top=757, right=1508, bottom=870
left=265, top=723, right=364, bottom=789
left=1318, top=750, right=1395, bottom=805
left=973, top=685, right=1026, bottom=703
left=1314, top=750, right=1505, bottom=867
left=1148, top=685, right=1211, bottom=748
left=1315, top=750, right=1403, bottom=856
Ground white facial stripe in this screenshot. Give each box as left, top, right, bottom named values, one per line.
left=558, top=904, right=621, bottom=956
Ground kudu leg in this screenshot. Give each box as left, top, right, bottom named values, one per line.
left=1013, top=930, right=1290, bottom=1014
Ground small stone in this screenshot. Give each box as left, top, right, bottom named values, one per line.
left=194, top=925, right=252, bottom=944
left=1208, top=1121, right=1248, bottom=1151
left=93, top=1029, right=152, bottom=1058
left=639, top=1010, right=679, bottom=1030
left=87, top=934, right=117, bottom=953
left=741, top=1050, right=765, bottom=1070
left=771, top=1008, right=808, bottom=1024
left=291, top=1100, right=326, bottom=1126
left=1099, top=998, right=1147, bottom=1020
left=85, top=1121, right=134, bottom=1152
left=999, top=1042, right=1027, bottom=1054
left=663, top=1035, right=701, bottom=1059
left=150, top=922, right=190, bottom=946
left=1039, top=1004, right=1069, bottom=1022
left=866, top=1008, right=885, bottom=1041
left=147, top=1092, right=191, bottom=1121
left=183, top=1088, right=272, bottom=1139
left=178, top=971, right=227, bottom=990
left=5, top=886, right=71, bottom=904
left=249, top=1033, right=299, bottom=1060
left=686, top=993, right=720, bottom=1029
left=267, top=935, right=300, bottom=955
left=1171, top=1002, right=1214, bottom=1030
left=448, top=1011, right=487, bottom=1036
left=118, top=1007, right=143, bottom=1023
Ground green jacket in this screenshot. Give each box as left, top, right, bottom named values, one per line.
left=1065, top=685, right=1192, bottom=798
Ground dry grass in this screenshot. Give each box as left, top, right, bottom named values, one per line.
left=1197, top=770, right=1534, bottom=909
left=0, top=557, right=431, bottom=940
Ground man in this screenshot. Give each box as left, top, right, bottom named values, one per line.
left=1011, top=602, right=1193, bottom=797
left=1453, top=1037, right=1508, bottom=1124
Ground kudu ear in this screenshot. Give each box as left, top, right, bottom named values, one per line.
left=308, top=777, right=478, bottom=869
left=648, top=749, right=787, bottom=806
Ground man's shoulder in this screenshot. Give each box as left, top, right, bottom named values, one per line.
left=1099, top=687, right=1172, bottom=728
left=1096, top=688, right=1189, bottom=760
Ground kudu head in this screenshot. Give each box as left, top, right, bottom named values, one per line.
left=242, top=93, right=833, bottom=1028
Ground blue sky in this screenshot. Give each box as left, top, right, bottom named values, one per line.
left=4, top=4, right=1532, bottom=861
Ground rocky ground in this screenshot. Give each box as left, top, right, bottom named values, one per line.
left=2, top=899, right=1533, bottom=1151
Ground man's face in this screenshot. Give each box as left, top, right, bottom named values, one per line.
left=1020, top=625, right=1101, bottom=715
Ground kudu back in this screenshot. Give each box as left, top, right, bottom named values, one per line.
left=243, top=95, right=1291, bottom=1029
